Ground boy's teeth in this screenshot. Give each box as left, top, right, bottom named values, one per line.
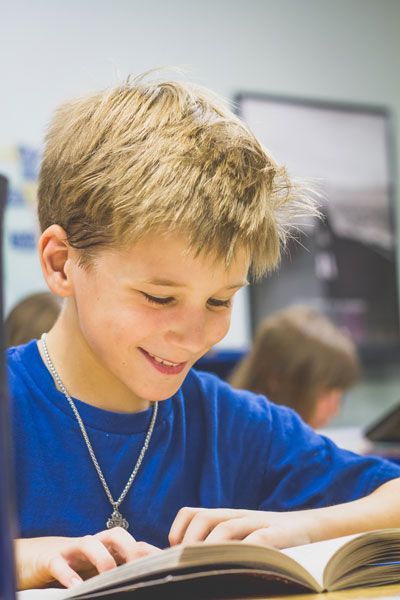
left=148, top=352, right=179, bottom=367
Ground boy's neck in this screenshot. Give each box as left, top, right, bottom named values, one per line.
left=38, top=307, right=151, bottom=414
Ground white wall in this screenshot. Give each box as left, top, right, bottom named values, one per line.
left=1, top=0, right=400, bottom=349
left=2, top=0, right=400, bottom=143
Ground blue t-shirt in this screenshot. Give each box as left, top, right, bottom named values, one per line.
left=8, top=340, right=400, bottom=548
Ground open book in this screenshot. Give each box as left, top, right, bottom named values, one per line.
left=18, top=528, right=400, bottom=599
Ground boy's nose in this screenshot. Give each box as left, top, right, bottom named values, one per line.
left=166, top=313, right=210, bottom=356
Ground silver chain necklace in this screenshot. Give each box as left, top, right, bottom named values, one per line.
left=40, top=333, right=158, bottom=531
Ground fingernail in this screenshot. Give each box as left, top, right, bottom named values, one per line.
left=70, top=577, right=82, bottom=587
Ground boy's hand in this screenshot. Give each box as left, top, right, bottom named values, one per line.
left=169, top=481, right=400, bottom=550
left=16, top=527, right=161, bottom=590
left=169, top=507, right=314, bottom=549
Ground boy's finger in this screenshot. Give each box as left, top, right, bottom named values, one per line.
left=76, top=536, right=118, bottom=573
left=204, top=516, right=265, bottom=543
left=180, top=514, right=214, bottom=544
left=242, top=527, right=283, bottom=548
left=177, top=509, right=247, bottom=544
left=169, top=507, right=204, bottom=545
left=95, top=527, right=137, bottom=562
left=123, top=541, right=162, bottom=561
left=96, top=527, right=161, bottom=562
left=46, top=555, right=83, bottom=589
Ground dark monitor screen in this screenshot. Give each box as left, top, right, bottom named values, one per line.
left=236, top=93, right=400, bottom=367
left=365, top=402, right=400, bottom=443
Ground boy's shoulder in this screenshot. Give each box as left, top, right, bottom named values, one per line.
left=182, top=367, right=330, bottom=446
left=7, top=339, right=37, bottom=372
left=7, top=339, right=45, bottom=395
left=182, top=366, right=279, bottom=424
left=7, top=338, right=39, bottom=363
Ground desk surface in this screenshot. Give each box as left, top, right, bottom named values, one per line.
left=266, top=584, right=400, bottom=600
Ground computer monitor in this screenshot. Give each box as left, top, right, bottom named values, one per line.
left=236, top=93, right=400, bottom=367
left=0, top=174, right=17, bottom=598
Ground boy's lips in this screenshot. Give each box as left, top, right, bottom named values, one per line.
left=139, top=348, right=187, bottom=375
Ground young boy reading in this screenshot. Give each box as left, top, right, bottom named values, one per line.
left=9, top=74, right=400, bottom=591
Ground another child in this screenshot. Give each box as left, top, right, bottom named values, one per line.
left=5, top=291, right=61, bottom=347
left=229, top=305, right=360, bottom=428
left=9, top=74, right=400, bottom=590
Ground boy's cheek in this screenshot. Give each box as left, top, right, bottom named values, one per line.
left=209, top=314, right=232, bottom=346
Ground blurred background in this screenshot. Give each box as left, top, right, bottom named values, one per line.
left=1, top=0, right=400, bottom=429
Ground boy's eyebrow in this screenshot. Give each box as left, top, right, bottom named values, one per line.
left=144, top=278, right=249, bottom=290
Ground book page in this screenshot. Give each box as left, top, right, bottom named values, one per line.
left=324, top=529, right=400, bottom=590
left=282, top=533, right=360, bottom=587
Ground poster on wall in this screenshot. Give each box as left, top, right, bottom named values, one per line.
left=0, top=146, right=46, bottom=315
left=237, top=94, right=399, bottom=366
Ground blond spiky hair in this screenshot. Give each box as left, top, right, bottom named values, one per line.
left=38, top=73, right=316, bottom=279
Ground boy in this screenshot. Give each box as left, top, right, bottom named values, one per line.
left=10, top=75, right=400, bottom=590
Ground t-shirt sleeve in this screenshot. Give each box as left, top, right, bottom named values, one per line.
left=257, top=399, right=400, bottom=511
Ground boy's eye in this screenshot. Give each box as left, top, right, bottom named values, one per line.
left=142, top=293, right=174, bottom=305
left=207, top=298, right=232, bottom=308
left=142, top=293, right=232, bottom=308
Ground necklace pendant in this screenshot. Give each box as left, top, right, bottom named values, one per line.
left=107, top=509, right=129, bottom=530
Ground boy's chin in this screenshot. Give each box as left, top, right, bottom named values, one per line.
left=140, top=380, right=186, bottom=403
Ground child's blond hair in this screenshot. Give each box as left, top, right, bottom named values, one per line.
left=38, top=73, right=315, bottom=278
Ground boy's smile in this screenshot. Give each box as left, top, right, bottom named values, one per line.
left=40, top=228, right=249, bottom=413
left=139, top=348, right=187, bottom=375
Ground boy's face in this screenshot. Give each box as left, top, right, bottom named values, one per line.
left=66, top=231, right=249, bottom=405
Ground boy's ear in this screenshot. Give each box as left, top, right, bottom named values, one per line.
left=38, top=225, right=76, bottom=297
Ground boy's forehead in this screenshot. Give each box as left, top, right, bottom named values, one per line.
left=104, top=232, right=249, bottom=286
